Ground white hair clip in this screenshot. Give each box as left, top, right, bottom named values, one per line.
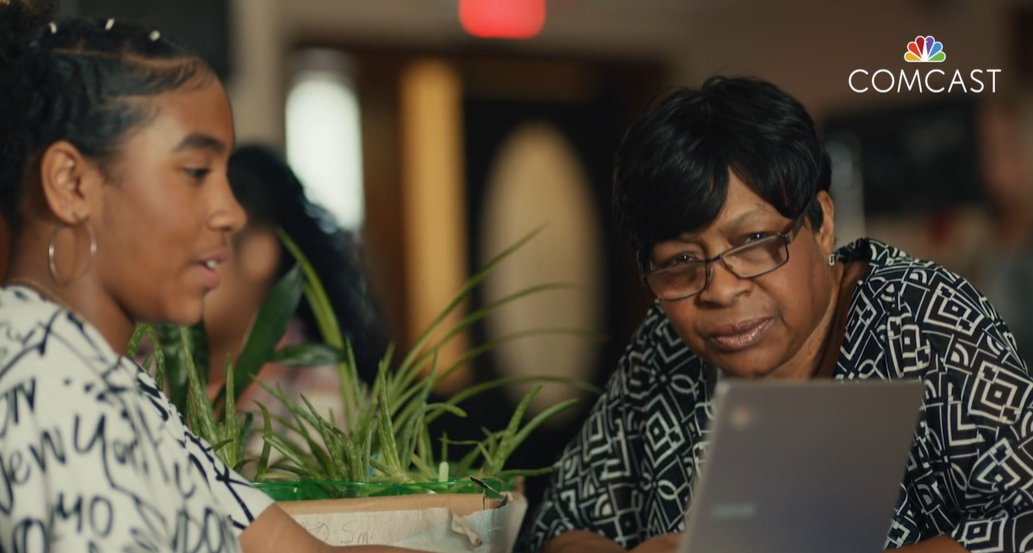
left=48, top=22, right=57, bottom=34
left=148, top=30, right=161, bottom=41
left=105, top=18, right=115, bottom=31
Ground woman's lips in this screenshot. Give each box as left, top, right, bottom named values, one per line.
left=707, top=318, right=772, bottom=351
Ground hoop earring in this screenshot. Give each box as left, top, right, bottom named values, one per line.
left=48, top=221, right=97, bottom=286
left=827, top=253, right=837, bottom=266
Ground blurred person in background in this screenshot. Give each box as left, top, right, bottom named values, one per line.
left=204, top=144, right=388, bottom=427
left=973, top=98, right=1033, bottom=362
left=518, top=76, right=1033, bottom=553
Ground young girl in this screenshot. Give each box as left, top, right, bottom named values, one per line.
left=0, top=2, right=415, bottom=551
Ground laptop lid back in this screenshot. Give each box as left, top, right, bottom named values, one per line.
left=679, top=379, right=924, bottom=553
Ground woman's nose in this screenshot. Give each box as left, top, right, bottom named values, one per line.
left=698, top=260, right=749, bottom=306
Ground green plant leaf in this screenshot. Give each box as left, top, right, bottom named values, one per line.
left=432, top=327, right=603, bottom=385
left=278, top=230, right=342, bottom=349
left=392, top=227, right=546, bottom=394
left=484, top=386, right=543, bottom=474
left=152, top=324, right=189, bottom=414
left=398, top=283, right=574, bottom=389
left=238, top=226, right=599, bottom=485
left=188, top=321, right=210, bottom=387
left=503, top=398, right=579, bottom=468
left=209, top=438, right=234, bottom=453
left=181, top=326, right=218, bottom=450
left=263, top=433, right=323, bottom=477
left=374, top=369, right=402, bottom=477
left=270, top=343, right=347, bottom=367
left=255, top=381, right=320, bottom=430
left=409, top=454, right=436, bottom=480
left=255, top=402, right=274, bottom=478
left=426, top=374, right=597, bottom=426
left=449, top=435, right=488, bottom=478
left=336, top=338, right=366, bottom=433
left=278, top=230, right=368, bottom=442
left=222, top=264, right=304, bottom=409
left=237, top=411, right=254, bottom=469
left=127, top=324, right=149, bottom=357
left=300, top=395, right=348, bottom=480
left=144, top=326, right=166, bottom=391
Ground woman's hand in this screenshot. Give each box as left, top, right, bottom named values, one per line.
left=627, top=533, right=681, bottom=553
left=540, top=529, right=628, bottom=553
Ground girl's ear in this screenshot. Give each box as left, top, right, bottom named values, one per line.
left=37, top=140, right=105, bottom=224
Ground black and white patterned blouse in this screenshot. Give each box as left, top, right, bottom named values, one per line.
left=518, top=238, right=1033, bottom=553
left=0, top=285, right=274, bottom=552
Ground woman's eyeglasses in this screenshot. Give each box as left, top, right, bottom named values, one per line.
left=641, top=211, right=808, bottom=301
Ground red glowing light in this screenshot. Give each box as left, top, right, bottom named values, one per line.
left=459, top=0, right=546, bottom=39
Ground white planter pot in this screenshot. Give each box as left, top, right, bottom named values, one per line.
left=280, top=491, right=528, bottom=552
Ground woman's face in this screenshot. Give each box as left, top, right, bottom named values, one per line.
left=90, top=78, right=245, bottom=325
left=652, top=172, right=837, bottom=379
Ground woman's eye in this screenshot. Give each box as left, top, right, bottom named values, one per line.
left=185, top=167, right=211, bottom=180
left=669, top=253, right=699, bottom=266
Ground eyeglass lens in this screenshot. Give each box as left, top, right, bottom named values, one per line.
left=647, top=237, right=789, bottom=299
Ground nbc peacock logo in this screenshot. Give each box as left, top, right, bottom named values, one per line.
left=904, top=36, right=946, bottom=63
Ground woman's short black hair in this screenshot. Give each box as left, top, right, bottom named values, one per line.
left=612, top=76, right=831, bottom=272
left=0, top=0, right=213, bottom=235
left=227, top=145, right=388, bottom=384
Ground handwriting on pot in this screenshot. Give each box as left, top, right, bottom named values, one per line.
left=300, top=519, right=376, bottom=545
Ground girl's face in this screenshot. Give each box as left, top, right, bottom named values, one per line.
left=90, top=78, right=246, bottom=326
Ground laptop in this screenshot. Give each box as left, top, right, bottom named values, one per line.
left=678, top=378, right=924, bottom=553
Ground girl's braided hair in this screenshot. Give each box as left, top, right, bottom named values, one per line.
left=0, top=0, right=213, bottom=234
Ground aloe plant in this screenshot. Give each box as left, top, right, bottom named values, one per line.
left=129, top=322, right=253, bottom=472
left=129, top=263, right=347, bottom=473
left=131, top=228, right=599, bottom=496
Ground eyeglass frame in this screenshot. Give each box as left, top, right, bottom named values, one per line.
left=640, top=207, right=811, bottom=301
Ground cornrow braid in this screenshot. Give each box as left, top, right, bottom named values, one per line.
left=0, top=0, right=214, bottom=236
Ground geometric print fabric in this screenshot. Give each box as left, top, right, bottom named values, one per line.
left=518, top=238, right=1033, bottom=553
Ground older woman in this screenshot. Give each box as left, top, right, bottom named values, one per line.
left=0, top=2, right=416, bottom=552
left=518, top=76, right=1032, bottom=553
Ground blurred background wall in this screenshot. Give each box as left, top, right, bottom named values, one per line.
left=54, top=0, right=1033, bottom=508
left=222, top=0, right=1016, bottom=140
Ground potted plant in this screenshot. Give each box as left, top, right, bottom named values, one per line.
left=130, top=230, right=597, bottom=552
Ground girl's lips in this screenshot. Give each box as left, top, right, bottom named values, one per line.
left=195, top=248, right=229, bottom=290
left=707, top=318, right=772, bottom=351
left=197, top=262, right=222, bottom=289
